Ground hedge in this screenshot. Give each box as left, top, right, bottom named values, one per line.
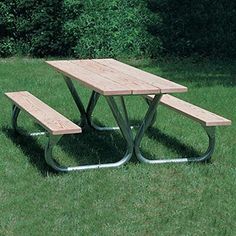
left=148, top=0, right=236, bottom=57
left=62, top=0, right=159, bottom=58
left=0, top=0, right=235, bottom=58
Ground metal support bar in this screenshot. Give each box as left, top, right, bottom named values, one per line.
left=119, top=96, right=130, bottom=127
left=63, top=76, right=88, bottom=127
left=12, top=104, right=20, bottom=134
left=134, top=94, right=163, bottom=160
left=105, top=96, right=134, bottom=163
left=86, top=90, right=116, bottom=131
left=12, top=105, right=47, bottom=136
left=64, top=77, right=124, bottom=131
left=86, top=91, right=100, bottom=125
left=44, top=96, right=134, bottom=172
left=143, top=97, right=157, bottom=128
left=135, top=96, right=216, bottom=163
left=45, top=134, right=118, bottom=172
left=10, top=95, right=134, bottom=172
left=88, top=94, right=135, bottom=132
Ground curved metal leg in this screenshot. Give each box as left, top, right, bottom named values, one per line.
left=143, top=97, right=157, bottom=128
left=64, top=76, right=88, bottom=128
left=44, top=96, right=133, bottom=172
left=105, top=96, right=134, bottom=163
left=86, top=90, right=135, bottom=131
left=86, top=91, right=120, bottom=131
left=11, top=104, right=46, bottom=136
left=12, top=104, right=21, bottom=134
left=64, top=77, right=124, bottom=131
left=135, top=97, right=216, bottom=163
left=44, top=135, right=108, bottom=172
left=134, top=94, right=163, bottom=156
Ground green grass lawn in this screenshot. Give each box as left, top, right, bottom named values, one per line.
left=0, top=57, right=235, bottom=235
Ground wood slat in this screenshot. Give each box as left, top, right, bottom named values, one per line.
left=5, top=91, right=82, bottom=135
left=46, top=60, right=131, bottom=95
left=145, top=94, right=231, bottom=126
left=70, top=60, right=160, bottom=95
left=94, top=59, right=187, bottom=93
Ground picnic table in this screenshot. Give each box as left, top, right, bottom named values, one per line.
left=45, top=58, right=187, bottom=170
left=5, top=59, right=231, bottom=172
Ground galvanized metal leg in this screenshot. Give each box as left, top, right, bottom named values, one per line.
left=105, top=96, right=134, bottom=162
left=143, top=97, right=157, bottom=127
left=64, top=77, right=119, bottom=130
left=86, top=90, right=118, bottom=131
left=135, top=95, right=216, bottom=163
left=64, top=76, right=88, bottom=128
left=11, top=104, right=46, bottom=136
left=12, top=104, right=21, bottom=134
left=44, top=96, right=133, bottom=172
left=86, top=91, right=134, bottom=131
left=44, top=135, right=99, bottom=172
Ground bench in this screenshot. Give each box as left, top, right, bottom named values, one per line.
left=143, top=94, right=231, bottom=163
left=5, top=91, right=82, bottom=172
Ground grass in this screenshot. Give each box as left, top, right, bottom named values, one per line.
left=0, top=57, right=235, bottom=235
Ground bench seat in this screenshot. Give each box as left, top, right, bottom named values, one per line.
left=138, top=94, right=232, bottom=163
left=5, top=91, right=81, bottom=135
left=145, top=94, right=231, bottom=126
left=5, top=91, right=83, bottom=172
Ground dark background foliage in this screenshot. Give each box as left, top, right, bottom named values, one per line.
left=148, top=0, right=236, bottom=57
left=0, top=0, right=235, bottom=58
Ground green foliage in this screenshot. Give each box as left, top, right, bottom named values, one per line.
left=0, top=0, right=64, bottom=57
left=0, top=2, right=15, bottom=37
left=0, top=0, right=235, bottom=57
left=0, top=1, right=16, bottom=56
left=148, top=0, right=236, bottom=57
left=13, top=0, right=64, bottom=56
left=63, top=0, right=158, bottom=58
left=0, top=0, right=159, bottom=58
left=0, top=37, right=16, bottom=57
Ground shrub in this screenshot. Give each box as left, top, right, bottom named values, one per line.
left=147, top=0, right=236, bottom=57
left=13, top=0, right=64, bottom=56
left=0, top=37, right=16, bottom=57
left=0, top=0, right=235, bottom=58
left=63, top=0, right=159, bottom=58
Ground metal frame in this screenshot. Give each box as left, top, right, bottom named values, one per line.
left=11, top=82, right=134, bottom=172
left=64, top=77, right=216, bottom=167
left=143, top=97, right=157, bottom=128
left=62, top=77, right=134, bottom=171
left=64, top=77, right=123, bottom=131
left=134, top=96, right=216, bottom=163
left=43, top=95, right=134, bottom=172
left=11, top=77, right=216, bottom=172
left=12, top=104, right=47, bottom=136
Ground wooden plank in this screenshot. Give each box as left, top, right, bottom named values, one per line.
left=5, top=91, right=82, bottom=135
left=145, top=94, right=231, bottom=126
left=46, top=60, right=131, bottom=96
left=70, top=60, right=160, bottom=95
left=94, top=59, right=188, bottom=93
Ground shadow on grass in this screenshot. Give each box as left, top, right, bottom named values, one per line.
left=2, top=120, right=139, bottom=176
left=57, top=118, right=139, bottom=166
left=145, top=126, right=201, bottom=158
left=129, top=118, right=201, bottom=160
left=2, top=126, right=52, bottom=176
left=2, top=116, right=204, bottom=176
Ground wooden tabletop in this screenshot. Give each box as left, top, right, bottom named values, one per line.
left=46, top=59, right=187, bottom=96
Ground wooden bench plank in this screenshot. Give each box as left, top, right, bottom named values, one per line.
left=5, top=91, right=82, bottom=135
left=70, top=60, right=161, bottom=95
left=94, top=59, right=188, bottom=93
left=46, top=60, right=132, bottom=95
left=145, top=94, right=231, bottom=126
